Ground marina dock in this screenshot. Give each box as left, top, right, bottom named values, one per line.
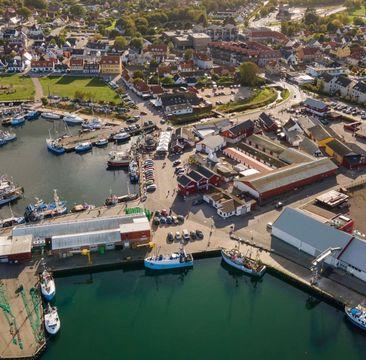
left=0, top=262, right=45, bottom=360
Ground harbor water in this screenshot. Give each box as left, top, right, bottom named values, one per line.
left=0, top=120, right=137, bottom=218
left=44, top=258, right=366, bottom=360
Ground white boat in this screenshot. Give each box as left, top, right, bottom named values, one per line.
left=113, top=132, right=130, bottom=142
left=42, top=112, right=61, bottom=120
left=44, top=304, right=61, bottom=335
left=221, top=248, right=266, bottom=277
left=107, top=151, right=130, bottom=167
left=40, top=269, right=56, bottom=301
left=144, top=247, right=193, bottom=270
left=63, top=113, right=83, bottom=125
left=345, top=305, right=366, bottom=331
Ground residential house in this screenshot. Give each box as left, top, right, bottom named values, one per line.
left=6, top=58, right=23, bottom=72
left=350, top=81, right=366, bottom=104
left=133, top=79, right=150, bottom=98
left=245, top=28, right=288, bottom=44
left=69, top=57, right=84, bottom=73
left=100, top=55, right=122, bottom=75
left=30, top=59, right=55, bottom=72
left=196, top=135, right=226, bottom=154
left=145, top=44, right=168, bottom=63
left=259, top=112, right=278, bottom=132
left=220, top=119, right=255, bottom=143
left=83, top=62, right=100, bottom=75
left=303, top=98, right=329, bottom=117
left=193, top=52, right=213, bottom=69
left=296, top=46, right=322, bottom=63
left=283, top=118, right=304, bottom=146
left=54, top=63, right=69, bottom=73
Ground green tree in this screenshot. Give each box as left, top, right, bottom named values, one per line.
left=130, top=37, right=144, bottom=51
left=69, top=4, right=85, bottom=17
left=24, top=0, right=47, bottom=9
left=114, top=36, right=128, bottom=50
left=184, top=49, right=193, bottom=61
left=304, top=7, right=319, bottom=26
left=19, top=7, right=32, bottom=18
left=238, top=61, right=259, bottom=87
left=133, top=70, right=144, bottom=79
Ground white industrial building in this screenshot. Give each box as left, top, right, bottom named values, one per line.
left=272, top=208, right=366, bottom=282
left=12, top=214, right=150, bottom=253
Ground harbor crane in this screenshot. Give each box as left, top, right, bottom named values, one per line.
left=310, top=247, right=341, bottom=285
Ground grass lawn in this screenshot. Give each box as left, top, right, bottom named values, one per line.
left=39, top=76, right=120, bottom=104
left=349, top=6, right=365, bottom=17
left=217, top=88, right=277, bottom=113
left=0, top=74, right=35, bottom=101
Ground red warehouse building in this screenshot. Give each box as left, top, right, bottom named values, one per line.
left=234, top=158, right=338, bottom=202
left=120, top=217, right=151, bottom=248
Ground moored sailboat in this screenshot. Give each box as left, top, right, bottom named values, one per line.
left=44, top=304, right=61, bottom=335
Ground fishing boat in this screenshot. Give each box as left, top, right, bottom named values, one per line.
left=71, top=203, right=95, bottom=213
left=129, top=160, right=139, bottom=183
left=42, top=112, right=61, bottom=120
left=63, top=113, right=83, bottom=126
left=75, top=142, right=92, bottom=153
left=105, top=193, right=138, bottom=206
left=10, top=116, right=25, bottom=127
left=44, top=304, right=60, bottom=335
left=81, top=118, right=102, bottom=130
left=0, top=176, right=23, bottom=207
left=144, top=246, right=193, bottom=270
left=0, top=138, right=6, bottom=147
left=107, top=151, right=130, bottom=167
left=113, top=132, right=130, bottom=143
left=40, top=269, right=56, bottom=301
left=46, top=138, right=65, bottom=155
left=24, top=190, right=67, bottom=222
left=221, top=247, right=266, bottom=277
left=25, top=110, right=41, bottom=121
left=345, top=305, right=366, bottom=331
left=0, top=216, right=25, bottom=228
left=94, top=138, right=109, bottom=147
left=1, top=131, right=16, bottom=142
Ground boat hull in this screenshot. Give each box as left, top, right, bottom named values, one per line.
left=144, top=259, right=193, bottom=270
left=41, top=282, right=56, bottom=301
left=0, top=193, right=21, bottom=207
left=221, top=249, right=266, bottom=277
left=345, top=307, right=366, bottom=331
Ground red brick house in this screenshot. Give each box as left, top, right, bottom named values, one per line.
left=296, top=46, right=322, bottom=63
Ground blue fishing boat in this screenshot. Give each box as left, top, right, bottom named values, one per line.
left=25, top=111, right=41, bottom=121
left=75, top=142, right=92, bottom=153
left=144, top=246, right=193, bottom=270
left=0, top=138, right=6, bottom=147
left=46, top=130, right=65, bottom=155
left=24, top=190, right=67, bottom=222
left=94, top=138, right=108, bottom=147
left=3, top=131, right=16, bottom=142
left=10, top=116, right=25, bottom=127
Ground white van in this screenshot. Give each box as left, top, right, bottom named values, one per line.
left=182, top=229, right=190, bottom=241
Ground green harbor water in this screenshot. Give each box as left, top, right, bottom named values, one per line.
left=43, top=258, right=366, bottom=360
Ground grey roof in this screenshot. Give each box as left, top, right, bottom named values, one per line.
left=304, top=98, right=327, bottom=110
left=353, top=81, right=366, bottom=94
left=199, top=135, right=224, bottom=149
left=242, top=158, right=337, bottom=194
left=273, top=208, right=352, bottom=251
left=299, top=137, right=321, bottom=156
left=339, top=237, right=366, bottom=272
left=309, top=124, right=332, bottom=141
left=335, top=76, right=352, bottom=88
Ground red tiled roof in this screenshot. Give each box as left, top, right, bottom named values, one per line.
left=100, top=55, right=120, bottom=65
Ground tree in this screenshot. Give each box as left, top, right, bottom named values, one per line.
left=24, top=0, right=47, bottom=9
left=133, top=70, right=144, bottom=79
left=130, top=37, right=143, bottom=51
left=69, top=4, right=85, bottom=17
left=238, top=61, right=259, bottom=87
left=19, top=7, right=32, bottom=18
left=223, top=17, right=236, bottom=26
left=327, top=19, right=342, bottom=33
left=354, top=17, right=365, bottom=26
left=114, top=36, right=128, bottom=50
left=184, top=49, right=194, bottom=61
left=304, top=7, right=319, bottom=26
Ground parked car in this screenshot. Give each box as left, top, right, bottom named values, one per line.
left=196, top=230, right=204, bottom=239
left=175, top=231, right=182, bottom=240
left=167, top=232, right=174, bottom=242
left=177, top=215, right=184, bottom=223
left=275, top=201, right=283, bottom=209
left=190, top=231, right=197, bottom=240
left=173, top=160, right=181, bottom=167
left=182, top=229, right=190, bottom=241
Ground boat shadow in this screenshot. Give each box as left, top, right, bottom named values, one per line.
left=220, top=260, right=264, bottom=287
left=144, top=267, right=192, bottom=279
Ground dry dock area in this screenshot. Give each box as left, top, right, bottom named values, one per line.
left=0, top=261, right=45, bottom=359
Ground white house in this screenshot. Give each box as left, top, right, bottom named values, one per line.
left=196, top=135, right=226, bottom=154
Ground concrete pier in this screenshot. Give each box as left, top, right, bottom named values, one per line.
left=0, top=261, right=45, bottom=360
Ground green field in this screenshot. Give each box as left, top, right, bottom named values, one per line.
left=39, top=76, right=120, bottom=104
left=217, top=88, right=277, bottom=113
left=349, top=5, right=365, bottom=17
left=0, top=74, right=35, bottom=101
